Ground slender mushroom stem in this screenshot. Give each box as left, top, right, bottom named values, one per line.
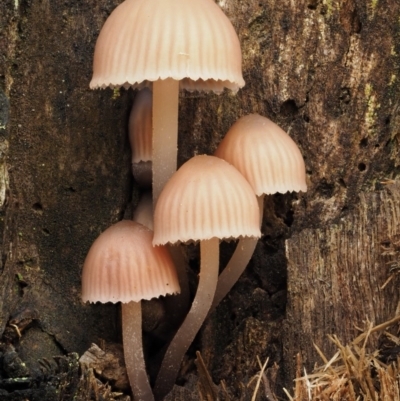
left=152, top=78, right=180, bottom=206
left=152, top=79, right=191, bottom=331
left=210, top=194, right=265, bottom=313
left=153, top=237, right=220, bottom=401
left=122, top=301, right=154, bottom=401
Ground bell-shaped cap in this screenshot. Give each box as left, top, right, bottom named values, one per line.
left=215, top=114, right=307, bottom=195
left=153, top=155, right=261, bottom=245
left=90, top=0, right=244, bottom=92
left=82, top=220, right=180, bottom=303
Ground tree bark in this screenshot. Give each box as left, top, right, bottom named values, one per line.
left=284, top=183, right=400, bottom=384
left=0, top=0, right=399, bottom=400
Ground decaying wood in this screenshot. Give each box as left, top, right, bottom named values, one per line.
left=285, top=182, right=400, bottom=381
left=79, top=343, right=129, bottom=391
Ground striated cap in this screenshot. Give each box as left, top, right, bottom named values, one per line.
left=90, top=0, right=244, bottom=92
left=153, top=155, right=261, bottom=245
left=82, top=220, right=180, bottom=303
left=215, top=114, right=307, bottom=195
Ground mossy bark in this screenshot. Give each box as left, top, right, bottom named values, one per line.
left=0, top=0, right=399, bottom=400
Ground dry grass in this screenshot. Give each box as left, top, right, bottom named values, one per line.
left=284, top=315, right=400, bottom=401
left=195, top=351, right=279, bottom=401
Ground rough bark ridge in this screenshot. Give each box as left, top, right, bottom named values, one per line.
left=0, top=0, right=399, bottom=400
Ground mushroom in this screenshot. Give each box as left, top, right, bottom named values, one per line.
left=129, top=88, right=153, bottom=188
left=89, top=0, right=244, bottom=206
left=152, top=155, right=261, bottom=399
left=212, top=114, right=307, bottom=311
left=82, top=220, right=180, bottom=401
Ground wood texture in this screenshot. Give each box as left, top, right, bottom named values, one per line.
left=284, top=182, right=400, bottom=383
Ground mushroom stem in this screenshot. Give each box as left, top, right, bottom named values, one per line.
left=122, top=301, right=154, bottom=401
left=153, top=237, right=220, bottom=400
left=152, top=78, right=180, bottom=207
left=210, top=194, right=265, bottom=313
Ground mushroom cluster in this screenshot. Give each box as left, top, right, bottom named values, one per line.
left=81, top=1, right=307, bottom=401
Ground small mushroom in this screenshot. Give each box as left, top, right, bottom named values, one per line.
left=152, top=155, right=260, bottom=399
left=89, top=0, right=244, bottom=206
left=212, top=114, right=307, bottom=310
left=82, top=220, right=180, bottom=401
